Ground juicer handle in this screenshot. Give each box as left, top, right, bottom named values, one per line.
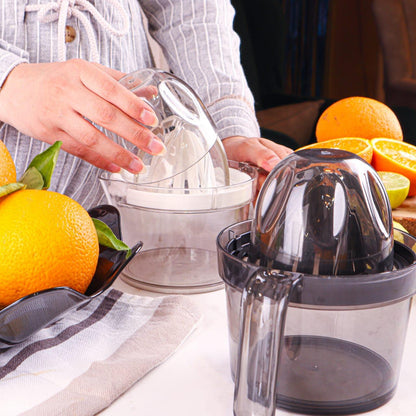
left=234, top=270, right=302, bottom=416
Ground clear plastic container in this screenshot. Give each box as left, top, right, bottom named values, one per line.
left=100, top=160, right=257, bottom=293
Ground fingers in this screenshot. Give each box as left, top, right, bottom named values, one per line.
left=221, top=136, right=293, bottom=197
left=74, top=61, right=168, bottom=168
left=92, top=64, right=159, bottom=98
left=68, top=87, right=165, bottom=157
left=52, top=129, right=123, bottom=172
left=258, top=138, right=293, bottom=159
left=257, top=171, right=267, bottom=190
left=222, top=136, right=293, bottom=172
left=250, top=138, right=293, bottom=171
left=130, top=84, right=159, bottom=101
left=78, top=61, right=159, bottom=127
left=91, top=62, right=126, bottom=81
left=59, top=112, right=147, bottom=173
left=0, top=60, right=167, bottom=174
left=62, top=60, right=167, bottom=172
left=256, top=139, right=293, bottom=171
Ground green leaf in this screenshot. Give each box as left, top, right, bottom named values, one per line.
left=92, top=218, right=131, bottom=258
left=22, top=141, right=62, bottom=189
left=19, top=166, right=44, bottom=189
left=0, top=182, right=26, bottom=197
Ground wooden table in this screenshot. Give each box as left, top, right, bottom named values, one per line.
left=392, top=196, right=416, bottom=235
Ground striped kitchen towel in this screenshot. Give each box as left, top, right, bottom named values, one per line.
left=0, top=289, right=201, bottom=416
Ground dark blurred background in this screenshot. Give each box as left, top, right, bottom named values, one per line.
left=230, top=0, right=416, bottom=148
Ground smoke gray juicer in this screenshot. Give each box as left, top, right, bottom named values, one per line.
left=217, top=149, right=416, bottom=415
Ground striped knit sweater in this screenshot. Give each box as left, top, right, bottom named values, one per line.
left=0, top=0, right=259, bottom=208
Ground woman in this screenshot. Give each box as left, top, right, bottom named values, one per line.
left=0, top=0, right=291, bottom=207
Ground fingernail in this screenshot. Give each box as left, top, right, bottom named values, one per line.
left=128, top=157, right=145, bottom=173
left=261, top=156, right=280, bottom=171
left=108, top=163, right=121, bottom=173
left=145, top=136, right=166, bottom=155
left=140, top=108, right=158, bottom=127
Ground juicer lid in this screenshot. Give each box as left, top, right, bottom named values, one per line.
left=251, top=148, right=394, bottom=276
left=105, top=68, right=229, bottom=188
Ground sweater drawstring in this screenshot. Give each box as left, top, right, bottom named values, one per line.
left=25, top=0, right=130, bottom=63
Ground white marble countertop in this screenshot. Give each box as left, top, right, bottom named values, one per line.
left=99, top=278, right=416, bottom=416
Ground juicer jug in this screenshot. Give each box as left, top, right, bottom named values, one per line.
left=101, top=68, right=257, bottom=293
left=216, top=149, right=416, bottom=415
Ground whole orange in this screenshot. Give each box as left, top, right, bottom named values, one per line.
left=316, top=97, right=403, bottom=142
left=0, top=190, right=99, bottom=307
left=0, top=140, right=16, bottom=186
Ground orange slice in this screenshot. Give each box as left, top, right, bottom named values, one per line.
left=371, top=138, right=416, bottom=196
left=297, top=137, right=373, bottom=164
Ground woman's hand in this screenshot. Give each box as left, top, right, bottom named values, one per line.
left=0, top=59, right=165, bottom=173
left=222, top=135, right=293, bottom=189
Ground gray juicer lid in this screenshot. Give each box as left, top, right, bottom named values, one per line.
left=251, top=148, right=394, bottom=276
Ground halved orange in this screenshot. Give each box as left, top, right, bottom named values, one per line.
left=297, top=137, right=373, bottom=164
left=371, top=138, right=416, bottom=196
